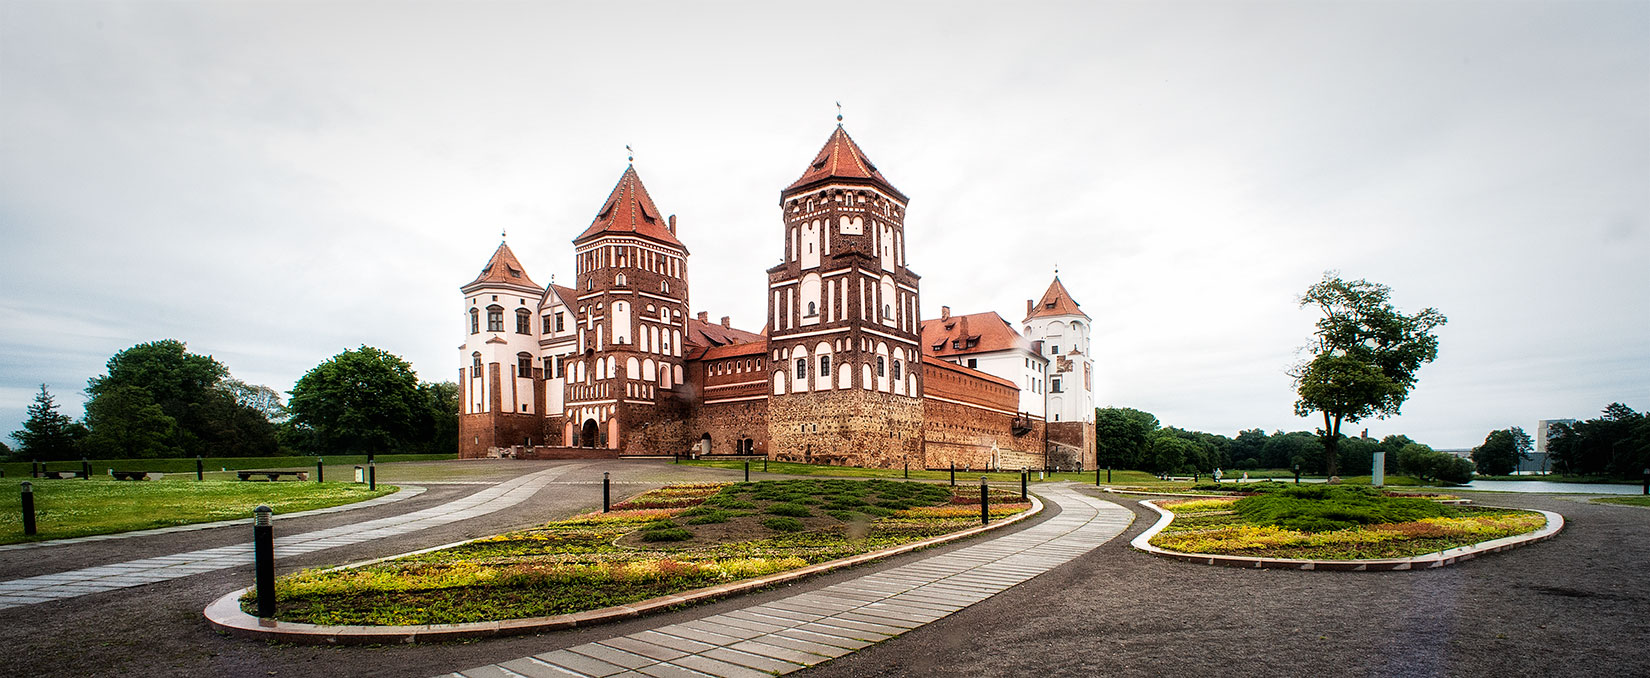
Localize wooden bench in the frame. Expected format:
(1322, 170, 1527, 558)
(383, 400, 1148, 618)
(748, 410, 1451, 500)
(111, 470, 159, 481)
(236, 470, 309, 482)
(39, 470, 87, 479)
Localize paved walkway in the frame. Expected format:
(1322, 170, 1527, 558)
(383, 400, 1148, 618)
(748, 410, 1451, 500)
(440, 483, 1133, 678)
(0, 484, 428, 552)
(0, 464, 586, 609)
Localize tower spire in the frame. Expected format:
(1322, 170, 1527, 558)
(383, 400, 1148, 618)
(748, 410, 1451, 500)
(836, 101, 843, 126)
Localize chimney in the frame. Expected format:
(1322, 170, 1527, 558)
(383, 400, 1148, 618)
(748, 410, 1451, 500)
(668, 214, 676, 234)
(1026, 299, 1034, 315)
(696, 311, 709, 323)
(940, 306, 951, 320)
(720, 316, 731, 328)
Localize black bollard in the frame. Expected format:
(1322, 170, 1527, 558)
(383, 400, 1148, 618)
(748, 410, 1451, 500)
(81, 458, 91, 480)
(950, 462, 956, 487)
(1021, 467, 1028, 500)
(980, 476, 990, 524)
(196, 456, 204, 481)
(763, 457, 768, 473)
(904, 457, 909, 479)
(32, 460, 39, 479)
(1642, 468, 1648, 496)
(744, 461, 750, 482)
(21, 482, 37, 536)
(1294, 465, 1301, 484)
(602, 471, 611, 512)
(1107, 466, 1112, 483)
(368, 462, 376, 491)
(253, 505, 275, 618)
(316, 458, 324, 483)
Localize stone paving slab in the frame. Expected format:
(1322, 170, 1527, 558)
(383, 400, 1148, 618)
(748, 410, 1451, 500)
(440, 484, 1133, 678)
(0, 466, 581, 609)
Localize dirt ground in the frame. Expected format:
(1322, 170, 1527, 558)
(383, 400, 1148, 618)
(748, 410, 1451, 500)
(1, 464, 1645, 677)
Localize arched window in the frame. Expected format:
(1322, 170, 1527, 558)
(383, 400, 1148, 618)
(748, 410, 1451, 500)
(517, 353, 532, 376)
(820, 355, 831, 377)
(662, 280, 670, 293)
(807, 301, 817, 317)
(615, 273, 627, 287)
(795, 358, 807, 380)
(469, 308, 479, 334)
(471, 352, 482, 377)
(884, 304, 892, 318)
(515, 309, 532, 334)
(892, 359, 901, 381)
(486, 306, 504, 332)
(877, 356, 886, 377)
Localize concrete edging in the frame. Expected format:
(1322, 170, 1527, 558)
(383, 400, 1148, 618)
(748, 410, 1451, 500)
(1129, 498, 1563, 571)
(203, 494, 1045, 644)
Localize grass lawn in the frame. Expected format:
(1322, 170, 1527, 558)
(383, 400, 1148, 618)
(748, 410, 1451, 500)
(253, 478, 1031, 625)
(1592, 496, 1650, 508)
(0, 478, 397, 545)
(1148, 486, 1544, 560)
(679, 458, 1167, 486)
(0, 453, 455, 480)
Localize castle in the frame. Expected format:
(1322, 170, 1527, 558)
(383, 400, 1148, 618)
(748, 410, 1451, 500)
(456, 124, 1095, 470)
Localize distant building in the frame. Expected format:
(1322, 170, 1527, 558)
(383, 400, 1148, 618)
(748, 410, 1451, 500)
(454, 123, 1096, 470)
(1525, 418, 1578, 473)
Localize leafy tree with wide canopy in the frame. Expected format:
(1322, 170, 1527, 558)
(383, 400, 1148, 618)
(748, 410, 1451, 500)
(1547, 404, 1649, 477)
(9, 384, 86, 461)
(83, 340, 278, 457)
(1471, 427, 1532, 476)
(287, 346, 429, 454)
(1293, 273, 1446, 476)
(1095, 407, 1160, 469)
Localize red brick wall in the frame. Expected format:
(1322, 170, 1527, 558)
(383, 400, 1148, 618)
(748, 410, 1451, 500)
(768, 389, 924, 469)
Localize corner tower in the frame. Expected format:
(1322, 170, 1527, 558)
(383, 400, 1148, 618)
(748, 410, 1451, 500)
(1023, 276, 1097, 469)
(766, 125, 925, 468)
(565, 166, 692, 451)
(458, 240, 547, 457)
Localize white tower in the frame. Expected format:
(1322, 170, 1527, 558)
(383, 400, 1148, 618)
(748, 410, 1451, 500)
(1022, 276, 1096, 468)
(458, 240, 546, 457)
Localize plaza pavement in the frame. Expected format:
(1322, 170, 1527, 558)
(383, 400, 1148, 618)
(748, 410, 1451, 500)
(438, 483, 1135, 678)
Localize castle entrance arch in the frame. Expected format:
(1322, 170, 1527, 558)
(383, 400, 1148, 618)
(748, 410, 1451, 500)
(581, 419, 599, 448)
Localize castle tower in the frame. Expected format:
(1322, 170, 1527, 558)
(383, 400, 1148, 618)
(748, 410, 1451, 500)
(564, 166, 691, 451)
(458, 240, 547, 457)
(766, 125, 925, 468)
(1023, 276, 1097, 469)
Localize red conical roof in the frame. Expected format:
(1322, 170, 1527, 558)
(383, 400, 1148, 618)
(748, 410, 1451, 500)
(466, 241, 540, 290)
(784, 126, 906, 201)
(574, 166, 684, 248)
(1026, 276, 1090, 321)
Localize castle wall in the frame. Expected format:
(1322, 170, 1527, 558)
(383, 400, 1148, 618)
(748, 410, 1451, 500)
(768, 390, 924, 469)
(920, 358, 1044, 470)
(690, 400, 771, 456)
(1048, 420, 1096, 470)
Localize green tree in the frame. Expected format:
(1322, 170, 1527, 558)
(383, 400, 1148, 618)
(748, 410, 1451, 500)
(1095, 407, 1159, 469)
(287, 346, 428, 454)
(1471, 427, 1532, 476)
(418, 381, 460, 454)
(82, 340, 281, 457)
(1229, 428, 1269, 469)
(1262, 431, 1321, 472)
(1548, 404, 1649, 477)
(80, 385, 182, 458)
(10, 384, 86, 461)
(1397, 442, 1473, 484)
(1293, 273, 1446, 477)
(1147, 435, 1190, 475)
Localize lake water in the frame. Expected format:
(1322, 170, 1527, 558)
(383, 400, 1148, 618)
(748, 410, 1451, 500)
(1458, 479, 1645, 495)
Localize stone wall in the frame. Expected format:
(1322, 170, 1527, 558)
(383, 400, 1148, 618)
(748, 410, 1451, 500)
(768, 390, 924, 469)
(458, 411, 544, 459)
(690, 399, 771, 456)
(1047, 420, 1096, 470)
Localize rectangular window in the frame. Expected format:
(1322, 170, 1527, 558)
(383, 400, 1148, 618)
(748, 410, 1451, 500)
(556, 313, 566, 332)
(1051, 345, 1059, 355)
(556, 357, 565, 378)
(542, 316, 552, 334)
(516, 311, 531, 335)
(967, 358, 978, 369)
(488, 309, 504, 332)
(518, 355, 532, 376)
(1051, 378, 1063, 393)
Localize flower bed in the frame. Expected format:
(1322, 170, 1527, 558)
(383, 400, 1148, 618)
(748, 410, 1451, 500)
(249, 478, 1030, 625)
(1148, 486, 1544, 560)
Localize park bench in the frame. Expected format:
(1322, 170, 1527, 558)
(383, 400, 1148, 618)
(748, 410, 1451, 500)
(39, 470, 88, 479)
(110, 470, 160, 481)
(236, 470, 309, 482)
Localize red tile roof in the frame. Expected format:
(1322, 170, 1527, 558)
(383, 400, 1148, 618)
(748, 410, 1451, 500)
(574, 166, 685, 249)
(685, 316, 765, 350)
(919, 310, 1031, 358)
(1025, 276, 1090, 321)
(783, 126, 906, 201)
(921, 354, 1019, 390)
(540, 283, 578, 309)
(466, 241, 541, 290)
(699, 341, 767, 360)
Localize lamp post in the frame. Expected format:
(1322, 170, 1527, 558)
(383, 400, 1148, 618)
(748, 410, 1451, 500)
(253, 505, 274, 618)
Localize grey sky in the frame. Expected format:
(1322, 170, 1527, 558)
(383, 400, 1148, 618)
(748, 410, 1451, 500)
(2, 1, 1645, 450)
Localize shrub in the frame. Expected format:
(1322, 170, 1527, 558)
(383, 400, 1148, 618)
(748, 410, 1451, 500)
(1232, 485, 1455, 532)
(762, 516, 805, 532)
(640, 527, 694, 542)
(767, 503, 812, 517)
(684, 510, 732, 525)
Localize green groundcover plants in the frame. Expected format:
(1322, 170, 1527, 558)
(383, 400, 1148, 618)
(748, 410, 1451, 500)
(248, 478, 1031, 625)
(1150, 486, 1545, 560)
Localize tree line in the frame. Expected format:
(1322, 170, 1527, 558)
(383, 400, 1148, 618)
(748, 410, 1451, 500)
(6, 340, 457, 461)
(1093, 406, 1475, 484)
(1545, 404, 1650, 478)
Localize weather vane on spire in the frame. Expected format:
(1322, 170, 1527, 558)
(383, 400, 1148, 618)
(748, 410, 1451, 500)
(835, 101, 843, 124)
(626, 144, 634, 164)
(501, 228, 507, 240)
